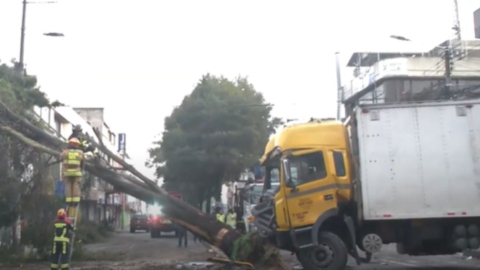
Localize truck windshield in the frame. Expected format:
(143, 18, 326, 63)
(287, 152, 327, 186)
(249, 185, 264, 204)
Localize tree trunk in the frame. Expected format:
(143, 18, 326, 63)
(0, 123, 241, 257)
(0, 101, 287, 267)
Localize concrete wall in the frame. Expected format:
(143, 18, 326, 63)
(475, 8, 480, 39)
(73, 108, 105, 135)
(344, 56, 480, 101)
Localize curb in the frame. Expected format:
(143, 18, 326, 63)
(463, 250, 480, 259)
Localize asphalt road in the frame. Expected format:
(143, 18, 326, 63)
(283, 244, 480, 270)
(2, 231, 479, 269)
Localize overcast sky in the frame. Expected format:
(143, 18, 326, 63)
(1, 0, 480, 180)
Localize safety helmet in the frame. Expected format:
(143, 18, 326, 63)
(57, 208, 67, 219)
(73, 125, 82, 132)
(69, 137, 80, 147)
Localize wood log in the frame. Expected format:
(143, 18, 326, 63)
(0, 102, 286, 267)
(0, 123, 241, 257)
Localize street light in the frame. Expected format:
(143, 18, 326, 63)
(18, 0, 60, 72)
(389, 35, 447, 50)
(43, 32, 65, 37)
(390, 35, 411, 42)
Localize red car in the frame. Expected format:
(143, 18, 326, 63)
(149, 212, 177, 238)
(130, 214, 150, 233)
(150, 192, 183, 238)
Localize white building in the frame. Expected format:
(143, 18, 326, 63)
(33, 106, 144, 227)
(343, 40, 480, 108)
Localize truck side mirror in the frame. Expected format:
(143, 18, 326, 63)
(286, 179, 296, 188)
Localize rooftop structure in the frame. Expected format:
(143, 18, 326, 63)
(343, 40, 480, 105)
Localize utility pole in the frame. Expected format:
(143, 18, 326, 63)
(334, 52, 343, 120)
(443, 41, 453, 98)
(19, 0, 27, 71)
(453, 0, 462, 40)
(18, 0, 60, 73)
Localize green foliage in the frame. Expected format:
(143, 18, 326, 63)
(20, 194, 63, 258)
(148, 74, 282, 204)
(75, 221, 110, 245)
(0, 62, 50, 112)
(0, 62, 64, 258)
(231, 232, 281, 266)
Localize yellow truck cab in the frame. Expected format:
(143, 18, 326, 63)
(252, 119, 359, 270)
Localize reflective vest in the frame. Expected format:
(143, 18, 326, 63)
(226, 213, 237, 228)
(216, 213, 225, 223)
(62, 149, 84, 177)
(53, 220, 73, 243)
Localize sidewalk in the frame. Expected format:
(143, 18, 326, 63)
(463, 250, 480, 259)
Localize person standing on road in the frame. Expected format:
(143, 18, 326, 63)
(225, 208, 237, 229)
(216, 208, 225, 223)
(51, 208, 74, 270)
(177, 224, 188, 248)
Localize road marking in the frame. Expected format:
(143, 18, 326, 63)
(380, 259, 421, 268)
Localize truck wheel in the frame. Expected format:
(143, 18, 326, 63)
(298, 231, 348, 270)
(150, 230, 157, 238)
(130, 228, 135, 233)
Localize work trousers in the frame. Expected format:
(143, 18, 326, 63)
(178, 229, 188, 247)
(193, 234, 202, 243)
(64, 176, 82, 203)
(50, 241, 70, 270)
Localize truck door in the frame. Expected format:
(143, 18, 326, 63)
(282, 149, 338, 228)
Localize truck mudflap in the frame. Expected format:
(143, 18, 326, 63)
(344, 215, 362, 266)
(290, 226, 315, 249)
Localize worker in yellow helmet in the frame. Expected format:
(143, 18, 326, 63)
(69, 125, 99, 157)
(50, 208, 74, 270)
(61, 138, 85, 207)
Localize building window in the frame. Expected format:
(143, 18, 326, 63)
(55, 119, 61, 135)
(333, 151, 346, 177)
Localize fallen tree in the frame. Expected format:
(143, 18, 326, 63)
(0, 101, 286, 268)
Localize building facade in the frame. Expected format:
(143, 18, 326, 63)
(33, 106, 138, 229)
(343, 40, 480, 108)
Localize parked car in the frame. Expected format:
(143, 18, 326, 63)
(130, 214, 150, 233)
(149, 212, 177, 238)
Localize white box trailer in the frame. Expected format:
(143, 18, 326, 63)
(356, 99, 480, 220)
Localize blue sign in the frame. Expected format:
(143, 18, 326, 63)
(253, 166, 264, 179)
(55, 180, 65, 198)
(118, 133, 126, 152)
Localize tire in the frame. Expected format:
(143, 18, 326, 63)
(175, 230, 178, 237)
(297, 231, 348, 270)
(150, 229, 157, 238)
(130, 228, 135, 233)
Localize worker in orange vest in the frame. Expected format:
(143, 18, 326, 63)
(60, 138, 85, 215)
(50, 208, 74, 270)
